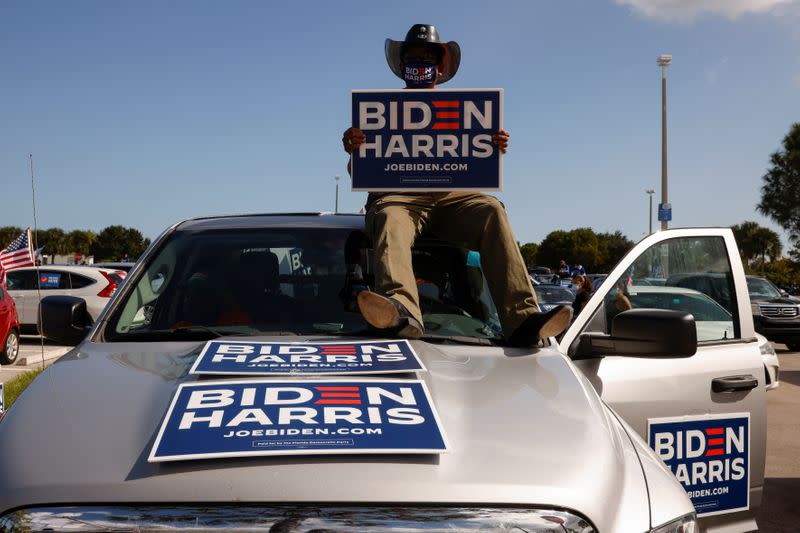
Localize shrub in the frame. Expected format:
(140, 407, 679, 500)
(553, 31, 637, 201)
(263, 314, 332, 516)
(3, 368, 44, 410)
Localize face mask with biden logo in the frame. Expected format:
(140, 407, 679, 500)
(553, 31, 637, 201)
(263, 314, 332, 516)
(404, 63, 436, 88)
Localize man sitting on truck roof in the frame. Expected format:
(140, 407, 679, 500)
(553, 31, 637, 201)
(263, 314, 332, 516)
(342, 24, 570, 347)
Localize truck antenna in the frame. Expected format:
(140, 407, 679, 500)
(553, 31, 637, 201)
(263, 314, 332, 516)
(29, 154, 45, 370)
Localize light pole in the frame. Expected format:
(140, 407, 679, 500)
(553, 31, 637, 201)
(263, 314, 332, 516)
(646, 188, 655, 235)
(657, 54, 672, 231)
(334, 175, 341, 214)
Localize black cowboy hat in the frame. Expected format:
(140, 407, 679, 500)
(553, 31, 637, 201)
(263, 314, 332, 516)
(385, 24, 461, 85)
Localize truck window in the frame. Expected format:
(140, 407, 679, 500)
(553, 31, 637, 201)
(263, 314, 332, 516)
(583, 236, 739, 342)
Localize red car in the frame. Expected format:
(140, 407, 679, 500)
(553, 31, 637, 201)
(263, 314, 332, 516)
(0, 284, 20, 365)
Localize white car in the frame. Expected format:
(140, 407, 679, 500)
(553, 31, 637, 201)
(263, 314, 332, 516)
(623, 285, 736, 341)
(756, 333, 780, 391)
(5, 265, 126, 333)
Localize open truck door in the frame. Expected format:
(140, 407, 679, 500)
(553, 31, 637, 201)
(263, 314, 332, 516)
(561, 228, 766, 532)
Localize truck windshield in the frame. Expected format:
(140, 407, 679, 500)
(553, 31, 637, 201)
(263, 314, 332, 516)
(104, 227, 502, 343)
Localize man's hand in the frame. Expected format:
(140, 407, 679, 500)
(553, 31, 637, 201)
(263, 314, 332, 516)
(342, 127, 366, 154)
(492, 129, 510, 154)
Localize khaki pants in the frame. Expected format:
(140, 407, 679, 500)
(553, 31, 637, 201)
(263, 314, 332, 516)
(365, 192, 540, 337)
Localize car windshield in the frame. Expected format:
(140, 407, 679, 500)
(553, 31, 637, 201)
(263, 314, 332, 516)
(104, 227, 502, 343)
(747, 277, 782, 299)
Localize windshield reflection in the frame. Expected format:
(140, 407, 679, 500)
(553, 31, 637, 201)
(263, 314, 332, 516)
(105, 228, 502, 343)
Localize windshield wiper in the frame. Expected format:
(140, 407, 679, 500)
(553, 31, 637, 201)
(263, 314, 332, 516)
(109, 326, 233, 342)
(420, 334, 499, 346)
(314, 328, 500, 346)
(108, 325, 305, 342)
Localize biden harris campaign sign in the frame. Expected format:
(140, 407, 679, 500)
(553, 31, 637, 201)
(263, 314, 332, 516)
(351, 89, 503, 191)
(149, 379, 448, 462)
(649, 413, 750, 517)
(190, 340, 425, 376)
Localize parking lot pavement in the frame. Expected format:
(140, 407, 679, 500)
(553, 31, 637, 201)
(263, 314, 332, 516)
(0, 337, 66, 384)
(758, 343, 800, 533)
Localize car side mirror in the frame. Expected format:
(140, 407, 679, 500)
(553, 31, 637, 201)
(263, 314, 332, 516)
(39, 296, 92, 346)
(574, 309, 697, 359)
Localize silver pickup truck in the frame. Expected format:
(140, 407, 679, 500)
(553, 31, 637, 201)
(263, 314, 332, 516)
(0, 214, 774, 532)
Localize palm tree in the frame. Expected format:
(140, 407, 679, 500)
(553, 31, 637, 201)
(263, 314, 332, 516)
(731, 221, 783, 269)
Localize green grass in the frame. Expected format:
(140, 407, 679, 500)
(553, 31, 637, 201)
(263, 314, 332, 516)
(4, 368, 45, 410)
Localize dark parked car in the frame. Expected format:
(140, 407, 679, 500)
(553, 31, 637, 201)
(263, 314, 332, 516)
(666, 272, 735, 314)
(534, 284, 576, 312)
(747, 276, 800, 351)
(667, 272, 800, 351)
(527, 265, 552, 276)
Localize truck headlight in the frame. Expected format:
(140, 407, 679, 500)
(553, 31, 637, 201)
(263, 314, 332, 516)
(650, 513, 698, 533)
(751, 303, 762, 316)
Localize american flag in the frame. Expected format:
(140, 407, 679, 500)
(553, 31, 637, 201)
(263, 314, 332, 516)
(0, 229, 35, 274)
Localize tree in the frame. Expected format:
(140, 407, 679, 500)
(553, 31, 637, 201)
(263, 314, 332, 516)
(791, 242, 800, 263)
(758, 123, 800, 242)
(36, 227, 70, 256)
(731, 221, 783, 268)
(519, 242, 538, 268)
(0, 227, 25, 248)
(67, 230, 97, 256)
(91, 225, 150, 262)
(595, 231, 635, 273)
(754, 258, 800, 293)
(537, 228, 603, 271)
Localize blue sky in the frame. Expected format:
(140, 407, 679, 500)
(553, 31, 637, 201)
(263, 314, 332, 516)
(2, 0, 799, 250)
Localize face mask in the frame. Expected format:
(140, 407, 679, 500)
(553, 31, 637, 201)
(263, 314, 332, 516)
(404, 63, 437, 88)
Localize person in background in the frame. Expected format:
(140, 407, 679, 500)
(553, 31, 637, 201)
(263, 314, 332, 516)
(558, 260, 570, 279)
(571, 274, 594, 315)
(603, 279, 633, 330)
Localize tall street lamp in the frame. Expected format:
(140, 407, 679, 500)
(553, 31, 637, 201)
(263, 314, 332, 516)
(334, 175, 341, 214)
(657, 54, 672, 231)
(646, 188, 655, 235)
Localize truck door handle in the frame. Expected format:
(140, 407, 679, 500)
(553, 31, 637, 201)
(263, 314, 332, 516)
(712, 375, 758, 393)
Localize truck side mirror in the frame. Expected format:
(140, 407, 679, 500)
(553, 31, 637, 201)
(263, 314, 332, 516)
(39, 296, 92, 346)
(574, 309, 697, 359)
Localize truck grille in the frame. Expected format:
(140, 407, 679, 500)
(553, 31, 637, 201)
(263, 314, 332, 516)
(760, 305, 800, 318)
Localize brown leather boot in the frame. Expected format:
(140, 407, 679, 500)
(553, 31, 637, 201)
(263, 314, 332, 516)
(506, 306, 572, 347)
(356, 291, 424, 339)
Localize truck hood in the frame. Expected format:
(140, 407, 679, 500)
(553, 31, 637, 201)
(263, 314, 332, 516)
(0, 337, 651, 530)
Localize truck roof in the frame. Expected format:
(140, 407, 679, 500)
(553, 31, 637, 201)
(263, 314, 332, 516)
(175, 212, 366, 232)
